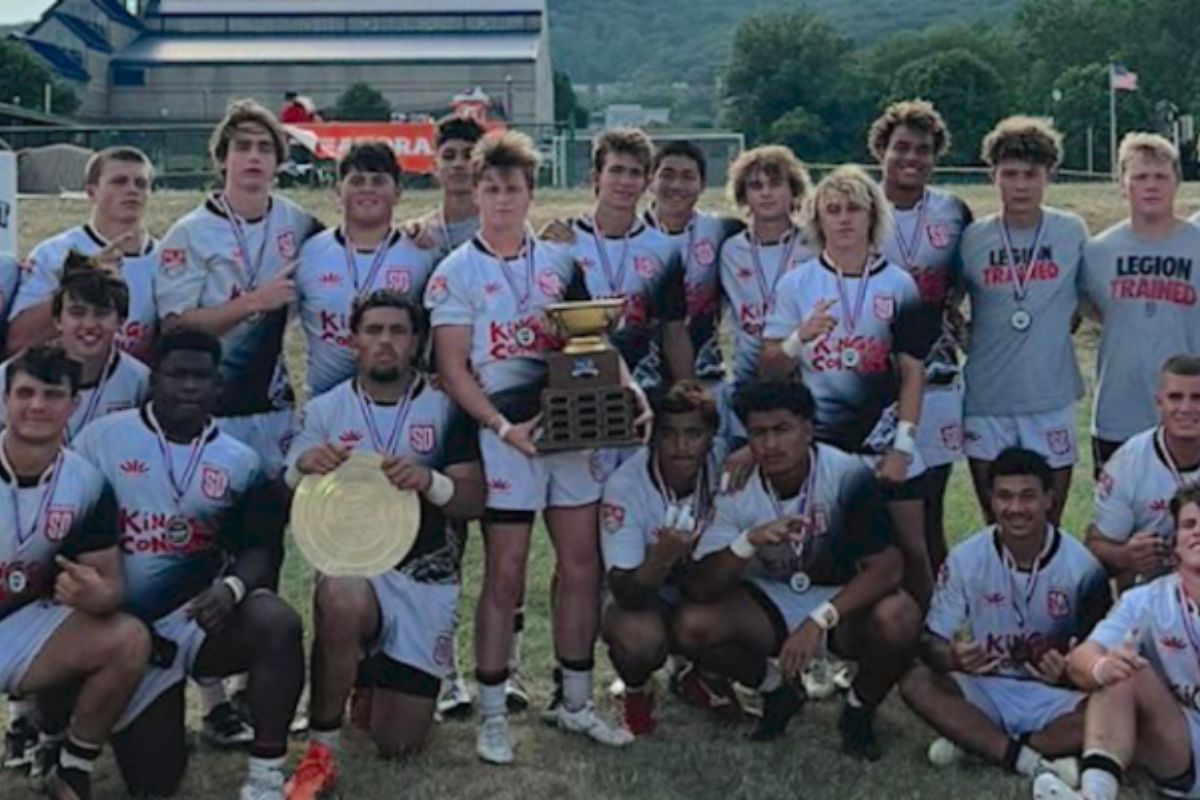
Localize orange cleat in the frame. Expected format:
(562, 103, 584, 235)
(622, 688, 656, 737)
(284, 742, 338, 800)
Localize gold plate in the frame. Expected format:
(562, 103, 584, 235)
(291, 452, 421, 577)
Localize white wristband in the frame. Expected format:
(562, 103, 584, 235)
(424, 470, 455, 507)
(730, 530, 758, 560)
(893, 421, 917, 456)
(781, 329, 804, 359)
(222, 575, 247, 605)
(495, 418, 514, 442)
(283, 461, 303, 490)
(809, 601, 840, 631)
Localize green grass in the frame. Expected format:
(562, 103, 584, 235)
(2, 183, 1179, 799)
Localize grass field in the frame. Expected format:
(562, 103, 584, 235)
(6, 182, 1196, 800)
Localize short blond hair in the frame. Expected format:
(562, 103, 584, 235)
(1119, 132, 1181, 180)
(801, 165, 891, 252)
(868, 99, 951, 162)
(209, 99, 288, 177)
(726, 145, 811, 208)
(85, 146, 153, 187)
(981, 115, 1063, 169)
(471, 130, 541, 188)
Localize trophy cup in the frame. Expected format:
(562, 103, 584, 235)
(539, 299, 642, 452)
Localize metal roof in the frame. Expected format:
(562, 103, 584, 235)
(91, 0, 143, 28)
(10, 34, 90, 82)
(114, 31, 540, 65)
(51, 12, 114, 53)
(152, 0, 543, 15)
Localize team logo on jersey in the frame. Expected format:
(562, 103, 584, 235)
(409, 424, 436, 455)
(601, 503, 625, 534)
(339, 430, 364, 446)
(983, 591, 1006, 607)
(434, 632, 454, 668)
(425, 276, 449, 305)
(277, 231, 297, 260)
(634, 256, 657, 279)
(872, 294, 895, 321)
(483, 281, 503, 297)
(45, 509, 76, 542)
(161, 248, 187, 275)
(1097, 471, 1114, 500)
(1046, 429, 1072, 457)
(120, 459, 150, 476)
(1151, 498, 1170, 515)
(939, 424, 963, 452)
(318, 272, 342, 287)
(487, 476, 512, 495)
(537, 270, 564, 298)
(1046, 590, 1070, 619)
(1162, 635, 1187, 652)
(927, 223, 951, 250)
(386, 269, 411, 292)
(692, 240, 716, 267)
(736, 266, 754, 283)
(201, 466, 229, 500)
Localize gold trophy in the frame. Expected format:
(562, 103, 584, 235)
(539, 299, 641, 451)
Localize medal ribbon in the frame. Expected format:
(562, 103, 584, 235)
(765, 447, 819, 569)
(830, 257, 872, 336)
(1156, 426, 1197, 488)
(892, 191, 928, 270)
(146, 404, 214, 508)
(355, 378, 418, 456)
(750, 227, 799, 313)
(997, 213, 1047, 306)
(999, 525, 1055, 628)
(590, 216, 632, 296)
(0, 433, 64, 546)
(218, 193, 273, 290)
(70, 348, 119, 441)
(651, 451, 710, 535)
(479, 233, 536, 313)
(341, 227, 394, 297)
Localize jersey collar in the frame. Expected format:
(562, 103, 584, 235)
(575, 215, 648, 240)
(82, 223, 155, 257)
(137, 403, 220, 445)
(205, 192, 274, 224)
(334, 226, 404, 252)
(1153, 426, 1200, 474)
(991, 525, 1062, 573)
(817, 252, 888, 277)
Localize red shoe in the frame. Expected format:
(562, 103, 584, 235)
(623, 688, 656, 736)
(284, 742, 338, 800)
(670, 663, 751, 723)
(350, 687, 373, 732)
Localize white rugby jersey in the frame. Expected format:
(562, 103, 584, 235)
(926, 526, 1108, 679)
(1090, 573, 1200, 714)
(297, 227, 439, 396)
(1093, 427, 1200, 545)
(286, 375, 479, 583)
(9, 225, 159, 362)
(880, 188, 972, 376)
(426, 236, 577, 400)
(0, 349, 149, 441)
(0, 445, 116, 621)
(720, 227, 815, 386)
(73, 406, 266, 621)
(155, 193, 319, 416)
(1083, 220, 1200, 441)
(960, 207, 1088, 416)
(693, 443, 893, 593)
(0, 252, 18, 348)
(763, 255, 925, 452)
(600, 440, 728, 573)
(570, 217, 687, 392)
(644, 210, 745, 381)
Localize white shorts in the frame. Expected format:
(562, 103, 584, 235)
(950, 673, 1082, 737)
(218, 408, 295, 479)
(117, 603, 208, 731)
(963, 403, 1078, 469)
(479, 429, 604, 512)
(918, 384, 965, 469)
(0, 602, 73, 695)
(746, 577, 841, 635)
(368, 571, 459, 680)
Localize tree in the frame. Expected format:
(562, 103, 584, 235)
(333, 82, 392, 122)
(553, 70, 588, 128)
(0, 39, 80, 116)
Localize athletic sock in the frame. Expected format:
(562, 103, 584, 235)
(8, 698, 31, 724)
(757, 660, 782, 693)
(477, 671, 508, 720)
(309, 724, 341, 753)
(1080, 749, 1123, 800)
(1014, 744, 1044, 777)
(561, 665, 593, 713)
(845, 688, 865, 709)
(57, 734, 100, 800)
(247, 754, 286, 785)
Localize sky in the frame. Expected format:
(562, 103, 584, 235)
(1, 1, 57, 26)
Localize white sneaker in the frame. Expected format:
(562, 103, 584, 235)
(437, 674, 473, 717)
(1036, 757, 1081, 790)
(608, 677, 627, 698)
(801, 656, 839, 701)
(927, 737, 965, 767)
(1032, 771, 1085, 800)
(239, 768, 285, 800)
(552, 702, 634, 747)
(476, 715, 514, 765)
(505, 669, 530, 712)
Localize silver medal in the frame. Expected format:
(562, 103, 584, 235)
(515, 325, 536, 348)
(789, 571, 811, 594)
(841, 347, 860, 369)
(7, 567, 27, 595)
(166, 516, 192, 546)
(1010, 309, 1032, 331)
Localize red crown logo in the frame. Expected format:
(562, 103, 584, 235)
(119, 459, 149, 475)
(339, 430, 364, 444)
(984, 592, 1006, 606)
(318, 272, 342, 286)
(1162, 635, 1187, 651)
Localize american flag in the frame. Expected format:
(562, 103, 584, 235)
(1110, 64, 1139, 92)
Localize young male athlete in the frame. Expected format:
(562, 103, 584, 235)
(676, 380, 921, 759)
(416, 116, 485, 257)
(8, 147, 159, 362)
(1082, 133, 1200, 468)
(1032, 485, 1200, 800)
(428, 130, 637, 764)
(296, 143, 438, 397)
(73, 331, 304, 800)
(1088, 355, 1200, 585)
(283, 291, 484, 797)
(960, 116, 1089, 523)
(869, 99, 973, 570)
(0, 346, 150, 800)
(901, 448, 1108, 783)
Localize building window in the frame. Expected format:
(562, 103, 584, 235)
(113, 66, 145, 86)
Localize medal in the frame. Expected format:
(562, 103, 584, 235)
(355, 378, 418, 456)
(766, 448, 819, 583)
(590, 215, 632, 296)
(997, 212, 1047, 336)
(749, 226, 800, 316)
(841, 347, 861, 369)
(479, 233, 536, 314)
(147, 404, 214, 537)
(0, 433, 64, 546)
(217, 193, 273, 291)
(1010, 309, 1032, 331)
(998, 525, 1055, 628)
(7, 566, 27, 595)
(789, 571, 811, 594)
(165, 516, 192, 546)
(342, 226, 394, 297)
(515, 325, 536, 348)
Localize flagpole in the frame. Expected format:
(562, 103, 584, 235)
(1109, 63, 1118, 180)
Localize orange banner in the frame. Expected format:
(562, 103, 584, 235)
(284, 122, 438, 174)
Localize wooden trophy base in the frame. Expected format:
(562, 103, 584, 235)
(538, 349, 640, 451)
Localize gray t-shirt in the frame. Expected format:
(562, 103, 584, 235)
(960, 207, 1088, 416)
(1083, 220, 1200, 441)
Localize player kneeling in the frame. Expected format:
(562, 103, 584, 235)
(673, 380, 921, 759)
(1034, 484, 1200, 800)
(901, 448, 1109, 785)
(283, 292, 484, 799)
